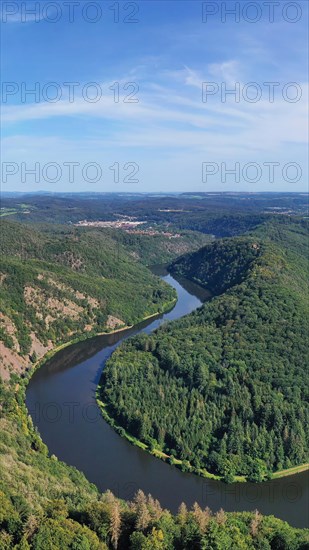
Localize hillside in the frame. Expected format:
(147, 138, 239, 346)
(1, 377, 308, 549)
(101, 219, 309, 481)
(108, 228, 210, 266)
(0, 216, 308, 547)
(2, 193, 307, 234)
(0, 220, 176, 380)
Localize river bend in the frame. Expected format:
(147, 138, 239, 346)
(26, 268, 308, 528)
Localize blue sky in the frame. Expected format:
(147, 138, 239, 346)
(1, 0, 308, 192)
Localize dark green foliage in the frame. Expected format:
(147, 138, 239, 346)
(2, 193, 307, 237)
(0, 220, 176, 357)
(171, 236, 262, 294)
(0, 212, 308, 547)
(1, 483, 308, 549)
(6, 375, 306, 550)
(102, 219, 309, 478)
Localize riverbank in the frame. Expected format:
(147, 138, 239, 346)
(96, 391, 309, 484)
(272, 463, 309, 479)
(24, 297, 177, 387)
(7, 296, 174, 479)
(25, 269, 309, 527)
(10, 297, 178, 474)
(96, 394, 309, 483)
(24, 281, 308, 487)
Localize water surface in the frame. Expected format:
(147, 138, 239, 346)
(26, 270, 308, 528)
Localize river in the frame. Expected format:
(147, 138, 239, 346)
(26, 268, 308, 528)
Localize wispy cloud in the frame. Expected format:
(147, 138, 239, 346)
(208, 60, 241, 85)
(1, 2, 308, 191)
(3, 71, 308, 149)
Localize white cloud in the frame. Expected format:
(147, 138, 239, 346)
(208, 60, 241, 85)
(2, 67, 308, 192)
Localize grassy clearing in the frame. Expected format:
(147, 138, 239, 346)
(272, 463, 309, 479)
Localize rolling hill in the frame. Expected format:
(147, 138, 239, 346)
(101, 218, 309, 481)
(0, 217, 308, 547)
(0, 220, 177, 380)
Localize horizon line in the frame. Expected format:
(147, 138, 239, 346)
(1, 191, 308, 196)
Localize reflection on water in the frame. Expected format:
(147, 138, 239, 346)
(26, 270, 308, 528)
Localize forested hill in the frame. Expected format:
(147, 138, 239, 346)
(0, 220, 176, 380)
(170, 218, 308, 291)
(1, 220, 308, 547)
(170, 237, 263, 295)
(1, 376, 308, 550)
(102, 219, 309, 481)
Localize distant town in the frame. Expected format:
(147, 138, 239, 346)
(75, 218, 145, 230)
(75, 217, 181, 238)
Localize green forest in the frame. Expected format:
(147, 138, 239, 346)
(1, 366, 309, 548)
(1, 211, 308, 547)
(0, 220, 181, 373)
(102, 218, 309, 481)
(2, 193, 307, 233)
(0, 375, 309, 550)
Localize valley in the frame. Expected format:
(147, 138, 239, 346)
(2, 0, 308, 544)
(102, 218, 309, 482)
(0, 194, 308, 548)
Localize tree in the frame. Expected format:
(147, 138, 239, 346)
(134, 491, 151, 531)
(247, 459, 266, 483)
(109, 500, 121, 549)
(251, 510, 262, 537)
(177, 502, 188, 526)
(147, 495, 162, 522)
(192, 502, 210, 533)
(215, 509, 226, 526)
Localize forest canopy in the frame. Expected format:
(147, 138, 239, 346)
(102, 219, 309, 481)
(0, 215, 308, 547)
